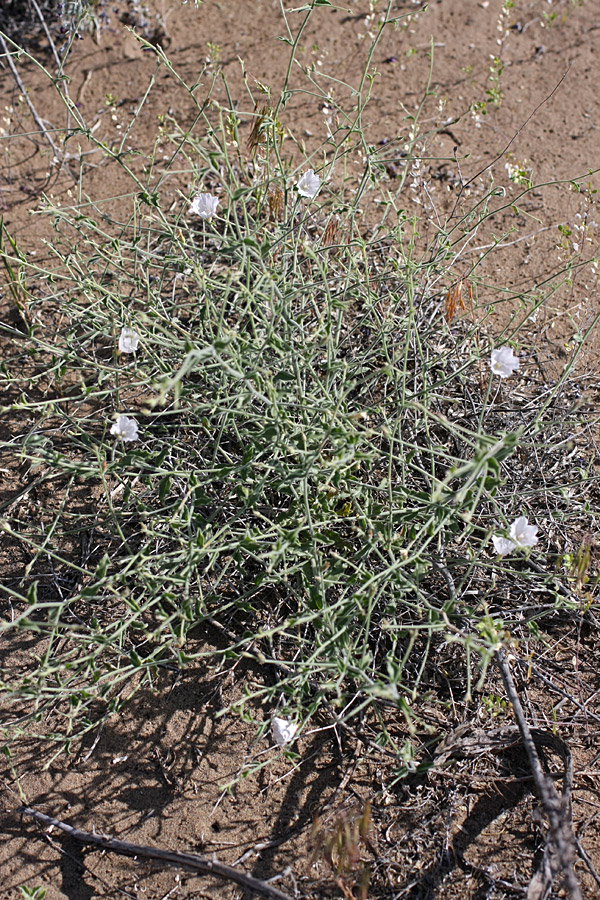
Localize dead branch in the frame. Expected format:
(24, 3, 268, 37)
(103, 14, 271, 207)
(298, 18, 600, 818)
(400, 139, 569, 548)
(496, 648, 582, 900)
(0, 32, 60, 159)
(17, 806, 294, 900)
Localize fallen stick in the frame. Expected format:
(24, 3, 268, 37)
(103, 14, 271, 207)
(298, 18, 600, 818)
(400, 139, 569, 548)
(495, 648, 582, 900)
(17, 806, 294, 900)
(0, 33, 60, 159)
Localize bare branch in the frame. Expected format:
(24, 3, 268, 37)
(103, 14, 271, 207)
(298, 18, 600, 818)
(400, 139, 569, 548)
(17, 806, 294, 900)
(496, 648, 581, 900)
(0, 32, 60, 159)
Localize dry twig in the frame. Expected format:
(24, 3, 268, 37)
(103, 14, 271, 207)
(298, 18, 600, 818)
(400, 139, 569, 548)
(0, 33, 60, 159)
(496, 648, 582, 900)
(17, 806, 294, 900)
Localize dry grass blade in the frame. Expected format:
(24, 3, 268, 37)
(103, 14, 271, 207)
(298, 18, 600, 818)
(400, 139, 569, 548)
(444, 277, 472, 324)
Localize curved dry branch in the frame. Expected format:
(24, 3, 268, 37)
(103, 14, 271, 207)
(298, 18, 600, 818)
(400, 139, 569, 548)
(17, 805, 294, 900)
(496, 648, 581, 900)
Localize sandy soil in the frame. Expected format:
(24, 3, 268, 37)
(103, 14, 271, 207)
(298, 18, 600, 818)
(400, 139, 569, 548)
(1, 1, 599, 898)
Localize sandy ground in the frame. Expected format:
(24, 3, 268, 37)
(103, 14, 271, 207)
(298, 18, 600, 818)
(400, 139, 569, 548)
(1, 1, 599, 898)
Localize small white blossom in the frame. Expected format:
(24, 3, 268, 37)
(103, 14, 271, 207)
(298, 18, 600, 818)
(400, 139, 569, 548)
(509, 516, 538, 549)
(110, 415, 139, 442)
(118, 327, 140, 354)
(493, 516, 538, 556)
(296, 169, 321, 200)
(492, 535, 517, 557)
(490, 346, 520, 378)
(190, 192, 219, 220)
(272, 717, 297, 747)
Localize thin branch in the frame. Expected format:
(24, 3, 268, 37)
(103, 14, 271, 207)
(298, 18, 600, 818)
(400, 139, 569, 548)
(496, 648, 581, 900)
(28, 0, 72, 135)
(0, 32, 60, 158)
(17, 806, 294, 900)
(29, 0, 65, 76)
(573, 835, 600, 891)
(453, 67, 570, 207)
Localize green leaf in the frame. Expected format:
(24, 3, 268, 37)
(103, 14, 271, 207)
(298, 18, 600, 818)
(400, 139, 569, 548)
(159, 475, 171, 502)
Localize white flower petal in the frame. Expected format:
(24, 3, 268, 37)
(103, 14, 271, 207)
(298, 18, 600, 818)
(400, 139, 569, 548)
(492, 535, 515, 557)
(296, 169, 321, 199)
(490, 346, 520, 378)
(110, 415, 139, 442)
(190, 192, 219, 220)
(509, 516, 538, 548)
(493, 516, 538, 556)
(272, 716, 297, 747)
(118, 327, 140, 354)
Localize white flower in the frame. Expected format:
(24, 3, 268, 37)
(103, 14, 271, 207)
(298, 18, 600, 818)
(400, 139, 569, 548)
(190, 192, 219, 220)
(272, 717, 297, 747)
(493, 516, 538, 556)
(110, 415, 139, 442)
(490, 346, 520, 378)
(296, 169, 321, 200)
(118, 327, 140, 354)
(509, 516, 538, 549)
(492, 535, 517, 557)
